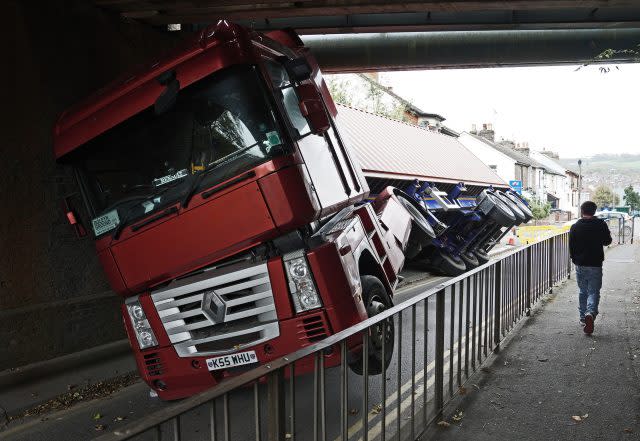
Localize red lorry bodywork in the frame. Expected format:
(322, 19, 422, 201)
(53, 21, 416, 400)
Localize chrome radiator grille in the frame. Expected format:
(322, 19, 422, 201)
(150, 261, 279, 357)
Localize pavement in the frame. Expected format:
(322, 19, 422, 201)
(425, 241, 640, 441)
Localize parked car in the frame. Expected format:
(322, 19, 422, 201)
(595, 210, 631, 221)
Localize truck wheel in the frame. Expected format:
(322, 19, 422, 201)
(460, 250, 480, 269)
(474, 249, 490, 264)
(496, 191, 526, 225)
(349, 276, 395, 376)
(431, 249, 467, 276)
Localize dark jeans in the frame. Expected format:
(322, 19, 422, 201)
(575, 265, 603, 319)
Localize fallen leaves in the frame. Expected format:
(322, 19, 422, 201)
(11, 372, 139, 421)
(93, 413, 102, 420)
(437, 420, 450, 428)
(452, 411, 464, 422)
(571, 414, 589, 423)
(94, 424, 106, 431)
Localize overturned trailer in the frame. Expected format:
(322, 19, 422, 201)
(337, 105, 532, 275)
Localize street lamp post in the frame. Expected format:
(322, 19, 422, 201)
(577, 159, 582, 211)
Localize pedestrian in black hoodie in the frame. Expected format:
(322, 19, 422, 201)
(569, 201, 612, 335)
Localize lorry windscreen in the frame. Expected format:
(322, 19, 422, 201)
(69, 65, 287, 237)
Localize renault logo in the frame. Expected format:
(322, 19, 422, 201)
(201, 290, 227, 324)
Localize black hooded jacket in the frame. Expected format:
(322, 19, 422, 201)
(569, 217, 613, 267)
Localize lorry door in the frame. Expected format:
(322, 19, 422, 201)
(264, 58, 367, 217)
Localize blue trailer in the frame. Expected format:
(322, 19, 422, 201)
(404, 180, 532, 275)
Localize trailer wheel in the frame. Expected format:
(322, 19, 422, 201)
(496, 191, 526, 225)
(474, 249, 490, 264)
(460, 251, 480, 269)
(395, 191, 437, 242)
(349, 276, 395, 376)
(431, 249, 467, 276)
(479, 191, 516, 227)
(505, 192, 533, 221)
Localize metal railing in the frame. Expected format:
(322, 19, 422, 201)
(95, 232, 571, 441)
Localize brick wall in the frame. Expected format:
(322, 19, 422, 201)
(0, 1, 177, 369)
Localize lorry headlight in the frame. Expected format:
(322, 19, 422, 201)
(289, 261, 309, 278)
(125, 298, 158, 350)
(284, 256, 322, 312)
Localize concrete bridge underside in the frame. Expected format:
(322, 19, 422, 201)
(95, 1, 640, 70)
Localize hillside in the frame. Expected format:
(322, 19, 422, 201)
(559, 154, 640, 191)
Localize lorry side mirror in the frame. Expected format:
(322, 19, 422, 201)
(295, 84, 330, 134)
(155, 70, 180, 115)
(281, 56, 312, 82)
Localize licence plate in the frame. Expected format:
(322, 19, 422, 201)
(206, 350, 258, 371)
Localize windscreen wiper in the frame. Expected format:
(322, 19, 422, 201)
(110, 186, 173, 240)
(181, 140, 263, 208)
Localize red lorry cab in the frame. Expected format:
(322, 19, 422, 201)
(53, 21, 423, 400)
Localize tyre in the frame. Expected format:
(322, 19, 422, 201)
(460, 250, 480, 269)
(496, 191, 526, 225)
(394, 190, 437, 242)
(505, 192, 533, 221)
(473, 249, 490, 264)
(476, 190, 516, 227)
(431, 249, 467, 276)
(349, 276, 395, 375)
(623, 225, 632, 241)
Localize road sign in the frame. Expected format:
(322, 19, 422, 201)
(509, 180, 523, 194)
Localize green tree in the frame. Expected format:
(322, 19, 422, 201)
(327, 75, 409, 122)
(623, 185, 640, 211)
(528, 199, 551, 220)
(327, 78, 355, 107)
(592, 185, 620, 208)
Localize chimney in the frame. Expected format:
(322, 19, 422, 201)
(471, 123, 477, 134)
(541, 150, 559, 159)
(514, 144, 530, 156)
(499, 139, 515, 149)
(478, 122, 495, 142)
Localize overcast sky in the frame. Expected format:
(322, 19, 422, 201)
(381, 63, 640, 159)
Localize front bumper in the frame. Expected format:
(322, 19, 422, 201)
(124, 305, 338, 400)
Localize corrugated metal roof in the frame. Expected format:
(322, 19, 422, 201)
(336, 105, 507, 187)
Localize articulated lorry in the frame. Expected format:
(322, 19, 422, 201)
(54, 21, 436, 400)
